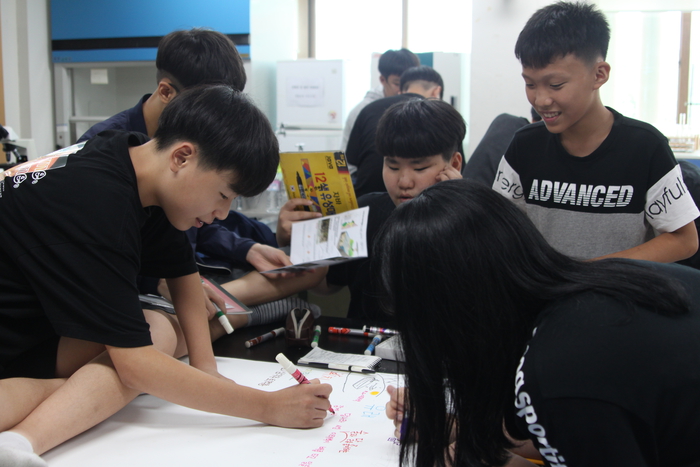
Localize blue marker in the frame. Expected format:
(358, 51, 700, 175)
(364, 334, 382, 355)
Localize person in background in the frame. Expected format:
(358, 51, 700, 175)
(77, 28, 246, 143)
(464, 108, 541, 186)
(341, 48, 420, 155)
(346, 65, 447, 198)
(75, 28, 316, 324)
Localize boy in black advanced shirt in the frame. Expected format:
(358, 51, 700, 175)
(0, 85, 333, 467)
(493, 1, 698, 262)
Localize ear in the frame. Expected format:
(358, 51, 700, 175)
(430, 85, 443, 99)
(156, 79, 178, 105)
(450, 151, 463, 172)
(379, 75, 387, 85)
(592, 61, 610, 90)
(168, 142, 197, 174)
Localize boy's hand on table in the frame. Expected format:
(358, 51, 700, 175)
(266, 379, 333, 428)
(276, 199, 323, 247)
(386, 385, 406, 438)
(438, 165, 462, 182)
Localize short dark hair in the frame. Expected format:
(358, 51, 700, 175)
(400, 66, 444, 100)
(515, 1, 610, 69)
(378, 49, 420, 78)
(154, 85, 279, 197)
(156, 28, 246, 92)
(376, 98, 465, 161)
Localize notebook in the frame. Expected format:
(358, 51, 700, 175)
(297, 347, 382, 373)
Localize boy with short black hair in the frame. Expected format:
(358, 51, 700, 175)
(315, 98, 465, 321)
(77, 27, 292, 292)
(493, 1, 699, 262)
(345, 66, 446, 197)
(78, 28, 246, 143)
(0, 85, 332, 467)
(398, 65, 444, 100)
(341, 48, 420, 152)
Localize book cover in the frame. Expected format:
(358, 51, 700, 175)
(280, 151, 358, 216)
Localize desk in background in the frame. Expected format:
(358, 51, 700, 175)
(213, 316, 402, 374)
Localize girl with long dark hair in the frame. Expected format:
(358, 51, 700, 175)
(375, 179, 700, 466)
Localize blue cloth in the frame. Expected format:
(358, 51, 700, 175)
(186, 211, 278, 276)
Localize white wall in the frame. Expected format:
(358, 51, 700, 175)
(248, 0, 301, 126)
(1, 0, 54, 156)
(467, 0, 553, 156)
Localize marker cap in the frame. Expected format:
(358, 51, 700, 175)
(275, 353, 296, 373)
(216, 311, 234, 334)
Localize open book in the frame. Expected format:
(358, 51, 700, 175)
(263, 206, 369, 273)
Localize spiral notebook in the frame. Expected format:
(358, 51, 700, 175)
(297, 347, 381, 373)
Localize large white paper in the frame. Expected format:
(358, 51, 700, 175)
(43, 357, 402, 467)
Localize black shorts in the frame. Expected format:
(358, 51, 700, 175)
(0, 334, 60, 379)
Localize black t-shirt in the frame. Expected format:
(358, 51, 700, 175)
(0, 131, 196, 376)
(513, 261, 700, 467)
(326, 192, 395, 321)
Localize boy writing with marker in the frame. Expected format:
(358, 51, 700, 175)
(0, 85, 332, 467)
(493, 1, 699, 262)
(75, 27, 321, 330)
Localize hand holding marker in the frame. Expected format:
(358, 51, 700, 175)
(276, 353, 335, 415)
(215, 310, 234, 334)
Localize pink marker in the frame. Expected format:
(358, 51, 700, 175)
(275, 353, 335, 414)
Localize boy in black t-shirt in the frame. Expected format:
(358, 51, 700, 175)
(493, 2, 698, 262)
(274, 98, 466, 321)
(0, 85, 333, 467)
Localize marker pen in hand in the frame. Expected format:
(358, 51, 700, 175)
(400, 413, 408, 440)
(275, 353, 335, 414)
(215, 310, 234, 334)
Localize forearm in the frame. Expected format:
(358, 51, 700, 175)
(166, 273, 217, 372)
(107, 345, 271, 422)
(223, 267, 327, 305)
(595, 222, 698, 262)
